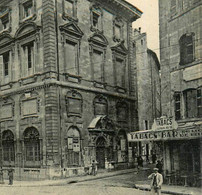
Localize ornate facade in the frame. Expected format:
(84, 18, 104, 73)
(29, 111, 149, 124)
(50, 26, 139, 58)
(0, 0, 142, 179)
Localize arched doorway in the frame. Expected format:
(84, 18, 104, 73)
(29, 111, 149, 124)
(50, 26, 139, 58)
(65, 127, 81, 167)
(23, 127, 40, 167)
(2, 130, 15, 166)
(96, 137, 106, 169)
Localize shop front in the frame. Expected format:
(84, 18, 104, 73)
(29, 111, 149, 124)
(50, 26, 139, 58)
(128, 116, 202, 187)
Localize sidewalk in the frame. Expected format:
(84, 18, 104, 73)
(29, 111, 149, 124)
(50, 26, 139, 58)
(134, 183, 202, 195)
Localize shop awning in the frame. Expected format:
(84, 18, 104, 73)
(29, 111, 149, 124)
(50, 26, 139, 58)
(128, 126, 202, 142)
(88, 115, 106, 129)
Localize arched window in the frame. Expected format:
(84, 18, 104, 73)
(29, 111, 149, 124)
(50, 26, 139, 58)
(65, 126, 80, 167)
(23, 127, 40, 167)
(179, 33, 194, 65)
(93, 95, 108, 116)
(2, 130, 15, 163)
(116, 101, 128, 122)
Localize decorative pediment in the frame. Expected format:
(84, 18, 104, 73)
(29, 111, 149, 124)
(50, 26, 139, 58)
(0, 32, 13, 47)
(88, 33, 108, 47)
(111, 41, 128, 55)
(59, 21, 84, 38)
(15, 21, 40, 40)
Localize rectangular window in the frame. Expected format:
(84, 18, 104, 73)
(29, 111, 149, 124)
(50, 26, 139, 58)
(116, 58, 125, 87)
(65, 40, 77, 75)
(3, 52, 9, 76)
(175, 93, 181, 120)
(185, 90, 197, 118)
(23, 0, 33, 18)
(23, 41, 34, 69)
(92, 12, 99, 28)
(93, 49, 103, 82)
(197, 88, 202, 117)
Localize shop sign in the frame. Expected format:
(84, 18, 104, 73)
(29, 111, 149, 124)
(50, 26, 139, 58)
(152, 116, 178, 131)
(128, 128, 202, 142)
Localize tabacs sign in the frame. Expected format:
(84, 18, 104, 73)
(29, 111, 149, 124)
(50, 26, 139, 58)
(127, 116, 202, 142)
(152, 116, 178, 131)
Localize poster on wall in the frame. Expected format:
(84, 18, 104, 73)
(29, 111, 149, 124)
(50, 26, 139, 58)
(121, 139, 126, 151)
(67, 137, 73, 150)
(118, 150, 123, 162)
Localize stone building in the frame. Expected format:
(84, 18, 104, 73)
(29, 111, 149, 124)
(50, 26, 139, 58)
(158, 0, 202, 185)
(133, 29, 161, 162)
(0, 0, 142, 179)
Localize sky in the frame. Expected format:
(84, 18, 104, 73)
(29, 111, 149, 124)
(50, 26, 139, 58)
(127, 0, 159, 58)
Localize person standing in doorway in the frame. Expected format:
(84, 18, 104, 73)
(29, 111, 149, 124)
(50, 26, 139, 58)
(91, 160, 97, 176)
(8, 166, 14, 185)
(152, 153, 157, 164)
(148, 168, 163, 195)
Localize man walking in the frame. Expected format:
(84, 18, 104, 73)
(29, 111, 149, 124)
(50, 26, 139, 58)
(148, 168, 163, 195)
(8, 166, 14, 185)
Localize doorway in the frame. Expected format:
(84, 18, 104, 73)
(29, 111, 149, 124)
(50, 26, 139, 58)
(96, 137, 106, 169)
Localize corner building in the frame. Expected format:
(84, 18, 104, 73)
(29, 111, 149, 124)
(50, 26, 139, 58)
(159, 0, 202, 186)
(0, 0, 142, 179)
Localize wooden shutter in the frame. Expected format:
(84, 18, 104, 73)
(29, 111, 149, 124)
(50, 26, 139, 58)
(186, 90, 197, 118)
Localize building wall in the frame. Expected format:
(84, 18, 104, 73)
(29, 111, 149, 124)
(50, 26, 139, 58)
(159, 0, 202, 176)
(133, 30, 161, 131)
(0, 0, 142, 175)
(159, 0, 202, 117)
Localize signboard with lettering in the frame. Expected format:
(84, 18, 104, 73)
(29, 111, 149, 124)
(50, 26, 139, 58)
(152, 116, 178, 131)
(128, 128, 202, 142)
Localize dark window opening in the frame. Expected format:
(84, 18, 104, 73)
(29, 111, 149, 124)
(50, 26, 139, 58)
(92, 12, 99, 27)
(3, 52, 9, 76)
(2, 130, 15, 162)
(23, 0, 33, 18)
(179, 34, 194, 65)
(174, 93, 181, 120)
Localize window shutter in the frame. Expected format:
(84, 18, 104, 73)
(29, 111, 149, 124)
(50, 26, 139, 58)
(186, 90, 197, 118)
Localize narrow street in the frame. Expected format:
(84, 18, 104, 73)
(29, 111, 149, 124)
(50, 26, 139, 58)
(0, 171, 168, 195)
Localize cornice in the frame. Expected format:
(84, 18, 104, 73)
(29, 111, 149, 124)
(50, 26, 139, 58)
(0, 79, 137, 102)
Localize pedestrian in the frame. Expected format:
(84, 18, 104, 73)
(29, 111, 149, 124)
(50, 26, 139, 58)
(156, 160, 163, 174)
(148, 168, 163, 195)
(91, 160, 97, 176)
(137, 156, 143, 168)
(152, 153, 157, 164)
(8, 166, 14, 185)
